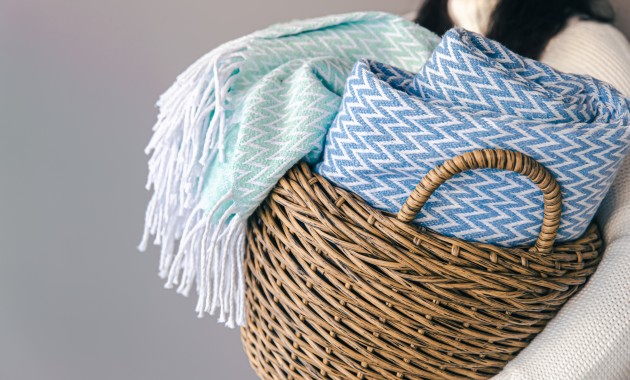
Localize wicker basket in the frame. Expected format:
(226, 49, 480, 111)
(241, 149, 602, 380)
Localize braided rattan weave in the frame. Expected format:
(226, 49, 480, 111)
(241, 149, 602, 379)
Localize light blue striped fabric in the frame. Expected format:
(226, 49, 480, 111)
(316, 28, 630, 247)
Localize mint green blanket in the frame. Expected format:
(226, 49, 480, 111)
(140, 12, 439, 327)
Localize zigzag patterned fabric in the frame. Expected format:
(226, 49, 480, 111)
(316, 28, 630, 247)
(139, 12, 440, 327)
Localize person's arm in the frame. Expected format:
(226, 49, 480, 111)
(493, 16, 630, 380)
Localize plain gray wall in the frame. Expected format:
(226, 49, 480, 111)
(0, 1, 417, 380)
(1, 1, 628, 380)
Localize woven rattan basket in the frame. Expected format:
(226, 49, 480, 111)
(241, 149, 602, 380)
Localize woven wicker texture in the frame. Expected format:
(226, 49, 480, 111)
(241, 149, 602, 379)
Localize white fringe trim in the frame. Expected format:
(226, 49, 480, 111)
(139, 34, 258, 327)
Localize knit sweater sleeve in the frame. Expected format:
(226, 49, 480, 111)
(540, 19, 630, 96)
(492, 17, 630, 380)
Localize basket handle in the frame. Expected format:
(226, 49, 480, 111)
(396, 149, 562, 254)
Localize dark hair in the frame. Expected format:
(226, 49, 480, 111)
(415, 0, 615, 59)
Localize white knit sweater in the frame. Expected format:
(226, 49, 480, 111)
(445, 2, 630, 379)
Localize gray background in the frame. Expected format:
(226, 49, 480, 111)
(1, 1, 628, 380)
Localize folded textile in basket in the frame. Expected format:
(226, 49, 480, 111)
(139, 12, 440, 327)
(316, 28, 630, 247)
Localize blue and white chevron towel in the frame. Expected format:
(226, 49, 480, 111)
(316, 28, 630, 247)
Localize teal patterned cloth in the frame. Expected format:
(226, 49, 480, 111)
(140, 12, 439, 327)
